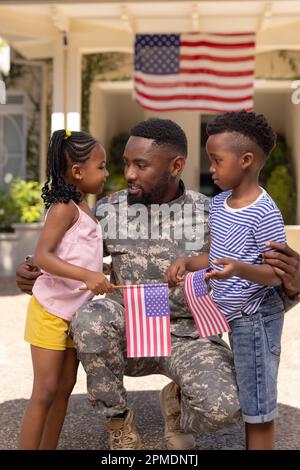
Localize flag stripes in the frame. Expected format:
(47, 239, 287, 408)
(133, 32, 256, 112)
(184, 271, 231, 337)
(124, 284, 171, 358)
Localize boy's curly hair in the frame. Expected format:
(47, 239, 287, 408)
(206, 110, 276, 157)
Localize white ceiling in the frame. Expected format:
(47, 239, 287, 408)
(4, 1, 300, 22)
(1, 1, 300, 58)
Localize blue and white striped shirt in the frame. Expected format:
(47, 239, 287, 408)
(208, 189, 286, 322)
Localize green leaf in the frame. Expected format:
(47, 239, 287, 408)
(266, 165, 296, 224)
(0, 178, 43, 230)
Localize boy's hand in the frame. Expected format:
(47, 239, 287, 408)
(84, 272, 113, 295)
(165, 257, 187, 287)
(206, 258, 240, 280)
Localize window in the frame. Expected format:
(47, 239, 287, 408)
(0, 92, 26, 188)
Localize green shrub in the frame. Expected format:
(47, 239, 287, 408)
(108, 132, 129, 174)
(260, 135, 297, 224)
(102, 132, 128, 196)
(103, 173, 127, 195)
(10, 178, 43, 223)
(0, 190, 19, 231)
(266, 165, 296, 224)
(0, 178, 43, 231)
(260, 139, 287, 185)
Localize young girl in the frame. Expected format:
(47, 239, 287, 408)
(19, 129, 113, 450)
(166, 111, 286, 450)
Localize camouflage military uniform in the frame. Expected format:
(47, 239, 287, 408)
(71, 181, 241, 432)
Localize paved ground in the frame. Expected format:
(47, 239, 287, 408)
(1, 277, 300, 450)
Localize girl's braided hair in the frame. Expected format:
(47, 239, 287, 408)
(42, 130, 98, 208)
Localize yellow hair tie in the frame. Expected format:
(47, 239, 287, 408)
(64, 129, 72, 140)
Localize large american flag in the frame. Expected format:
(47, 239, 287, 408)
(123, 283, 171, 358)
(133, 32, 256, 112)
(184, 270, 231, 337)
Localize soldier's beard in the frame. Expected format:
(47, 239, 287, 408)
(127, 174, 172, 206)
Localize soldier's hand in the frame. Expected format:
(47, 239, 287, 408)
(165, 257, 187, 287)
(263, 242, 300, 297)
(15, 259, 41, 295)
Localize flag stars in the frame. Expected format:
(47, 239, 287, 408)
(145, 284, 170, 317)
(193, 270, 208, 297)
(135, 34, 180, 75)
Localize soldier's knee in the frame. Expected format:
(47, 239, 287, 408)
(181, 385, 241, 433)
(70, 298, 125, 353)
(74, 298, 123, 329)
(209, 390, 241, 427)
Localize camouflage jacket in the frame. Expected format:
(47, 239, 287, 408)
(95, 181, 210, 337)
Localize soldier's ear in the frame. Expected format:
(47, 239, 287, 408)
(170, 156, 186, 177)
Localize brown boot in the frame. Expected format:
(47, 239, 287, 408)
(106, 409, 142, 450)
(160, 381, 195, 450)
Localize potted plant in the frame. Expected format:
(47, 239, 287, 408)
(0, 189, 20, 276)
(0, 178, 44, 275)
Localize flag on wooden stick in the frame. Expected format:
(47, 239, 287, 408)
(184, 270, 231, 337)
(123, 283, 171, 358)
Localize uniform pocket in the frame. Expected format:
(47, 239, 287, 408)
(224, 223, 250, 254)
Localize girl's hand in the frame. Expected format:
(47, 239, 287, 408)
(206, 258, 241, 280)
(165, 257, 187, 287)
(84, 272, 113, 295)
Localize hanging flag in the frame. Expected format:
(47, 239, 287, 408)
(184, 270, 231, 337)
(123, 283, 171, 358)
(133, 32, 256, 112)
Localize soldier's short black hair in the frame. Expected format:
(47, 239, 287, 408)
(130, 118, 188, 158)
(206, 110, 276, 157)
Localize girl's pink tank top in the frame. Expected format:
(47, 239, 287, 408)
(32, 203, 103, 321)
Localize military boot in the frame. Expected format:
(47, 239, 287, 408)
(160, 381, 195, 450)
(106, 409, 142, 450)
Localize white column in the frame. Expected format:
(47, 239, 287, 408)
(39, 62, 48, 182)
(290, 99, 300, 224)
(51, 35, 65, 132)
(66, 41, 81, 131)
(179, 113, 201, 192)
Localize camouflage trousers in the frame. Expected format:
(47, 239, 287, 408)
(70, 298, 241, 433)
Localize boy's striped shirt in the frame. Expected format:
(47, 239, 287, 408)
(208, 188, 286, 322)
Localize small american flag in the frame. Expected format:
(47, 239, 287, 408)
(123, 283, 171, 358)
(184, 270, 231, 337)
(133, 32, 256, 112)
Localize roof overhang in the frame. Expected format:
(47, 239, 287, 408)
(1, 1, 300, 59)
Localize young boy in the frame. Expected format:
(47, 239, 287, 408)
(166, 110, 286, 450)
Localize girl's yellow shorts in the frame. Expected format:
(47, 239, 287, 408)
(24, 295, 74, 351)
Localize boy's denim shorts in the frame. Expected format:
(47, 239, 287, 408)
(229, 288, 284, 424)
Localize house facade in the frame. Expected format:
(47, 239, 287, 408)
(0, 0, 300, 222)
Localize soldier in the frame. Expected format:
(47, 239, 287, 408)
(16, 119, 300, 450)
